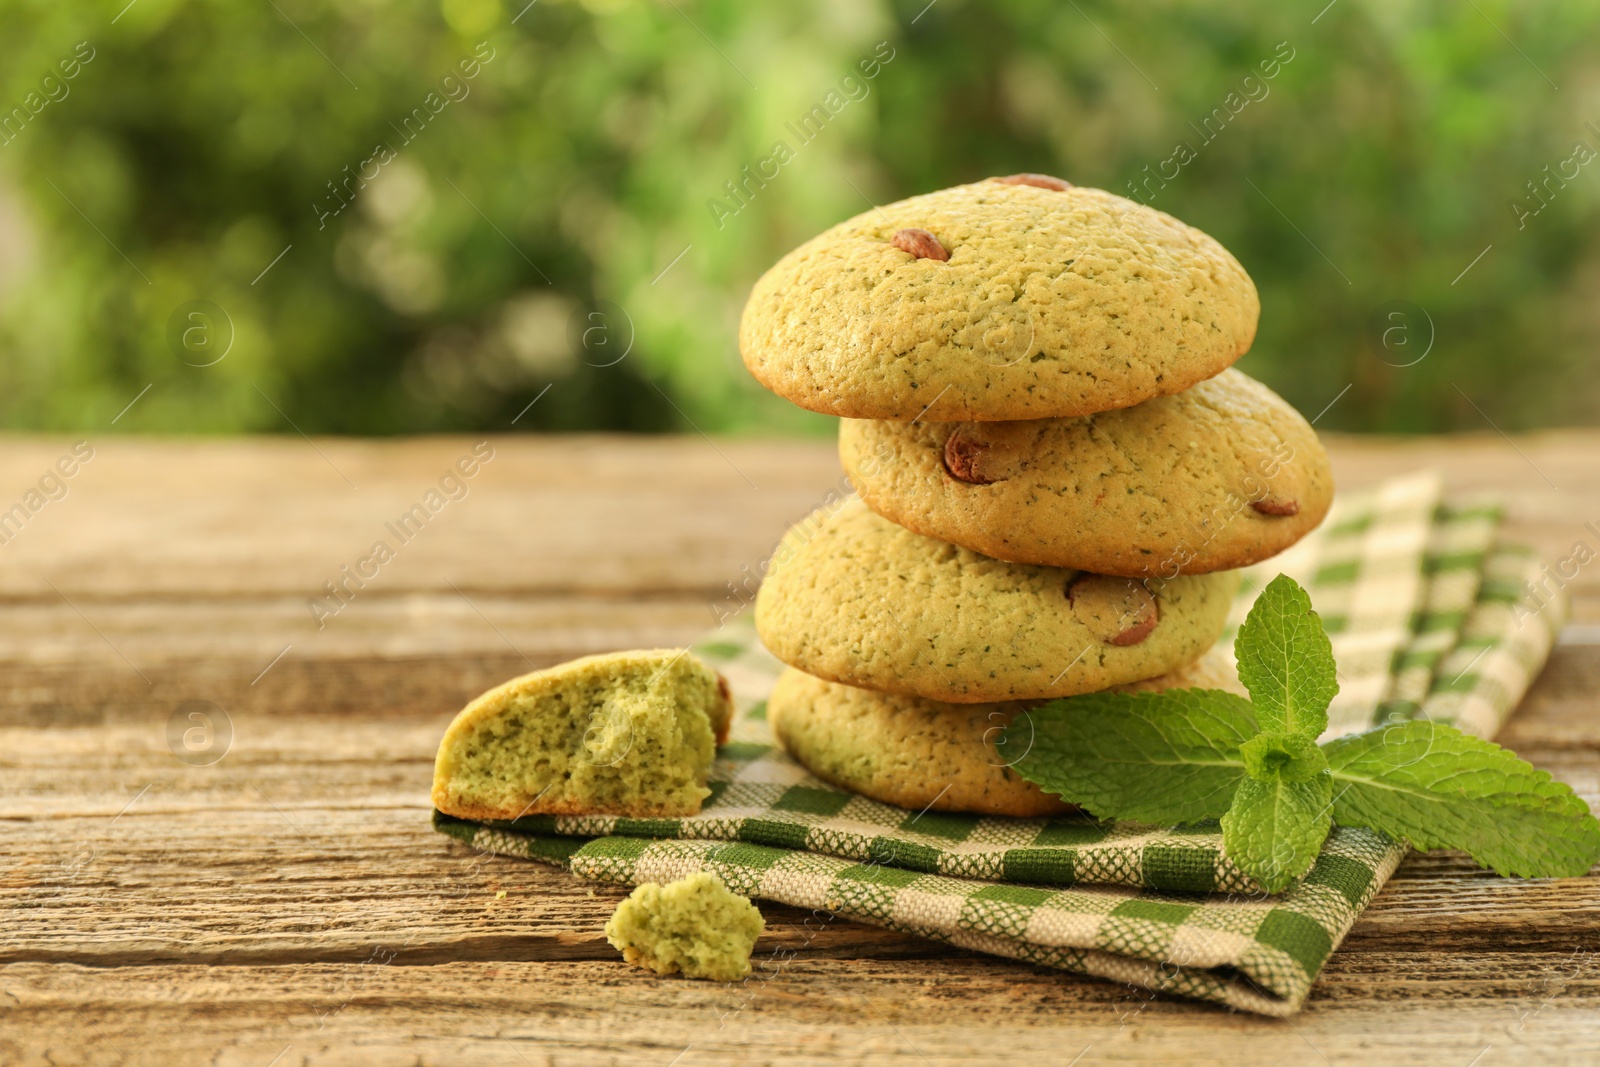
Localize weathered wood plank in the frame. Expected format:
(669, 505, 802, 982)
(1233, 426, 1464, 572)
(0, 435, 844, 599)
(4, 956, 1598, 1067)
(0, 596, 723, 726)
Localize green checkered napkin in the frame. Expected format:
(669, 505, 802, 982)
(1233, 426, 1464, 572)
(435, 473, 1566, 1016)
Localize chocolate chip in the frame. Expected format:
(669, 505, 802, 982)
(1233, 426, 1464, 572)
(993, 173, 1073, 191)
(890, 228, 950, 261)
(943, 430, 1001, 485)
(1251, 499, 1300, 517)
(1067, 574, 1159, 647)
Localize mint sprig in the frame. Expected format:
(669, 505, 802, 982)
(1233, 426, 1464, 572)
(1008, 574, 1600, 892)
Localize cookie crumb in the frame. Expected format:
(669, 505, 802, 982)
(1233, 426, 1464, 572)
(605, 872, 765, 982)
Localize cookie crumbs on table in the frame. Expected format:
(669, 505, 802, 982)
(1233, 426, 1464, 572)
(604, 872, 766, 982)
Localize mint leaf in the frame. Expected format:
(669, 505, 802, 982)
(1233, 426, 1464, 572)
(1008, 689, 1257, 824)
(1234, 574, 1337, 738)
(1221, 772, 1333, 892)
(1240, 731, 1328, 783)
(1324, 721, 1600, 878)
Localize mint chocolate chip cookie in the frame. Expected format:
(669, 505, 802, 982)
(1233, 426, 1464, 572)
(768, 650, 1243, 818)
(431, 649, 734, 821)
(739, 178, 1258, 422)
(753, 498, 1238, 703)
(841, 369, 1332, 576)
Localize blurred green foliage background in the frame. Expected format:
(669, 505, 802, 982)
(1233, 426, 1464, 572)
(0, 0, 1597, 436)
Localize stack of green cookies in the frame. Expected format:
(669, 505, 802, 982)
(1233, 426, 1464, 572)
(739, 175, 1334, 818)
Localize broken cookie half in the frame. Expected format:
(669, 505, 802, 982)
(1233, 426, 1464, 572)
(431, 649, 735, 821)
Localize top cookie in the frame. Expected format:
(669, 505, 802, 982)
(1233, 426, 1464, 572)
(739, 177, 1259, 421)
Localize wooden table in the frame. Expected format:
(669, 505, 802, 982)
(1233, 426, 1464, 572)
(3, 432, 1597, 1066)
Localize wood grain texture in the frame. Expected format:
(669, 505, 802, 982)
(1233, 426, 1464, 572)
(2, 432, 1599, 1066)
